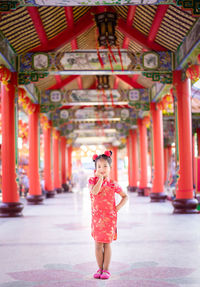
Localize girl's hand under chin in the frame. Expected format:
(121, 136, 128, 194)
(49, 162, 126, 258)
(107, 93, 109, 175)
(95, 171, 104, 180)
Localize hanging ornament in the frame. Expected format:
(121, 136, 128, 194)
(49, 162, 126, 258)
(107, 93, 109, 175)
(97, 75, 110, 90)
(186, 64, 200, 82)
(95, 12, 123, 72)
(95, 12, 117, 47)
(0, 65, 11, 83)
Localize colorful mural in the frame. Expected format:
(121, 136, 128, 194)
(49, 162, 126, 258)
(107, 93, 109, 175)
(23, 0, 174, 6)
(40, 89, 150, 112)
(50, 105, 138, 129)
(18, 51, 173, 73)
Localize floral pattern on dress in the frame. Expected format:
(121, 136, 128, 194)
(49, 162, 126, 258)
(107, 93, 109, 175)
(88, 177, 122, 243)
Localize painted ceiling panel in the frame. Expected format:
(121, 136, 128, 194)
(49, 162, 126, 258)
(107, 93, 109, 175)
(38, 6, 67, 40)
(56, 42, 72, 53)
(0, 5, 197, 55)
(35, 75, 57, 91)
(0, 7, 40, 54)
(128, 40, 143, 53)
(155, 5, 196, 52)
(72, 6, 91, 23)
(76, 25, 96, 50)
(113, 6, 128, 21)
(133, 5, 157, 36)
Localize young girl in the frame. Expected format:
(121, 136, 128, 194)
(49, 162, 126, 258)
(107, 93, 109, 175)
(88, 150, 128, 280)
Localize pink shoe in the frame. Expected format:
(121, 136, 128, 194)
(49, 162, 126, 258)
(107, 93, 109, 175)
(93, 269, 102, 279)
(100, 270, 111, 279)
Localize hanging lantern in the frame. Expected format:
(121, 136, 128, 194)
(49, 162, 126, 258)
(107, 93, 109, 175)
(18, 88, 26, 104)
(157, 102, 164, 110)
(0, 65, 11, 82)
(186, 64, 200, 82)
(95, 12, 117, 47)
(143, 116, 150, 128)
(97, 75, 110, 89)
(165, 94, 173, 104)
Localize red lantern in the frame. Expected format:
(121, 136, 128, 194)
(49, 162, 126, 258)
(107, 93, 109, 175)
(0, 65, 11, 82)
(186, 64, 200, 82)
(143, 116, 150, 126)
(165, 94, 173, 104)
(157, 102, 163, 110)
(18, 88, 26, 99)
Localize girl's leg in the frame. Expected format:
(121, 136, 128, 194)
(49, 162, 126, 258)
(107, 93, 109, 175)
(103, 243, 111, 271)
(95, 241, 104, 270)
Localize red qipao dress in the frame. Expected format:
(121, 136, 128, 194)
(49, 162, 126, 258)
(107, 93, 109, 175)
(88, 177, 122, 243)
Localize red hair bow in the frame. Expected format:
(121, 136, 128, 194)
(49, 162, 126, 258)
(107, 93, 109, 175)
(92, 154, 98, 161)
(104, 151, 111, 157)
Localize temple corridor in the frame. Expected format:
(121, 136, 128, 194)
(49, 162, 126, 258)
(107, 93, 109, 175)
(0, 189, 200, 287)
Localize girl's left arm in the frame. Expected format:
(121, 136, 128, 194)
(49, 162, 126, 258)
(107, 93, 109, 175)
(116, 191, 128, 212)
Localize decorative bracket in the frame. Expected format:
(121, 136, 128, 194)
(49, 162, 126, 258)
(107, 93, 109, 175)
(0, 1, 19, 12)
(18, 72, 49, 85)
(176, 0, 200, 16)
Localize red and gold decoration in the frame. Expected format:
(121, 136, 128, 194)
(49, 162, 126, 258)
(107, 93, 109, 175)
(186, 64, 200, 82)
(52, 128, 59, 139)
(18, 88, 36, 114)
(143, 115, 150, 128)
(157, 93, 174, 114)
(0, 65, 11, 83)
(18, 119, 28, 144)
(40, 115, 51, 130)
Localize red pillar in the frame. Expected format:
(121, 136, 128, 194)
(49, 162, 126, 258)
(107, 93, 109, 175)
(172, 70, 197, 213)
(164, 147, 168, 184)
(149, 151, 152, 184)
(197, 128, 200, 156)
(128, 129, 138, 191)
(192, 134, 195, 190)
(137, 118, 150, 196)
(43, 121, 55, 198)
(27, 105, 43, 204)
(0, 79, 23, 216)
(127, 135, 131, 189)
(167, 145, 172, 183)
(195, 158, 200, 194)
(67, 145, 72, 180)
(111, 146, 118, 182)
(150, 103, 166, 201)
(53, 130, 62, 193)
(61, 136, 68, 191)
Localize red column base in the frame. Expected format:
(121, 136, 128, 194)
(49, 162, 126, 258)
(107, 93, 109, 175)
(26, 195, 44, 205)
(172, 198, 198, 214)
(0, 202, 24, 217)
(196, 194, 200, 203)
(45, 190, 56, 198)
(62, 183, 70, 192)
(137, 187, 151, 197)
(150, 192, 167, 202)
(127, 186, 138, 192)
(55, 188, 63, 194)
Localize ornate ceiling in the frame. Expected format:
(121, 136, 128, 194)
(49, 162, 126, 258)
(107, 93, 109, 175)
(0, 2, 199, 146)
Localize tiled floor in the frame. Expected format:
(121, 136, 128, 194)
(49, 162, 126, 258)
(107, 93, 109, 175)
(0, 187, 200, 287)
